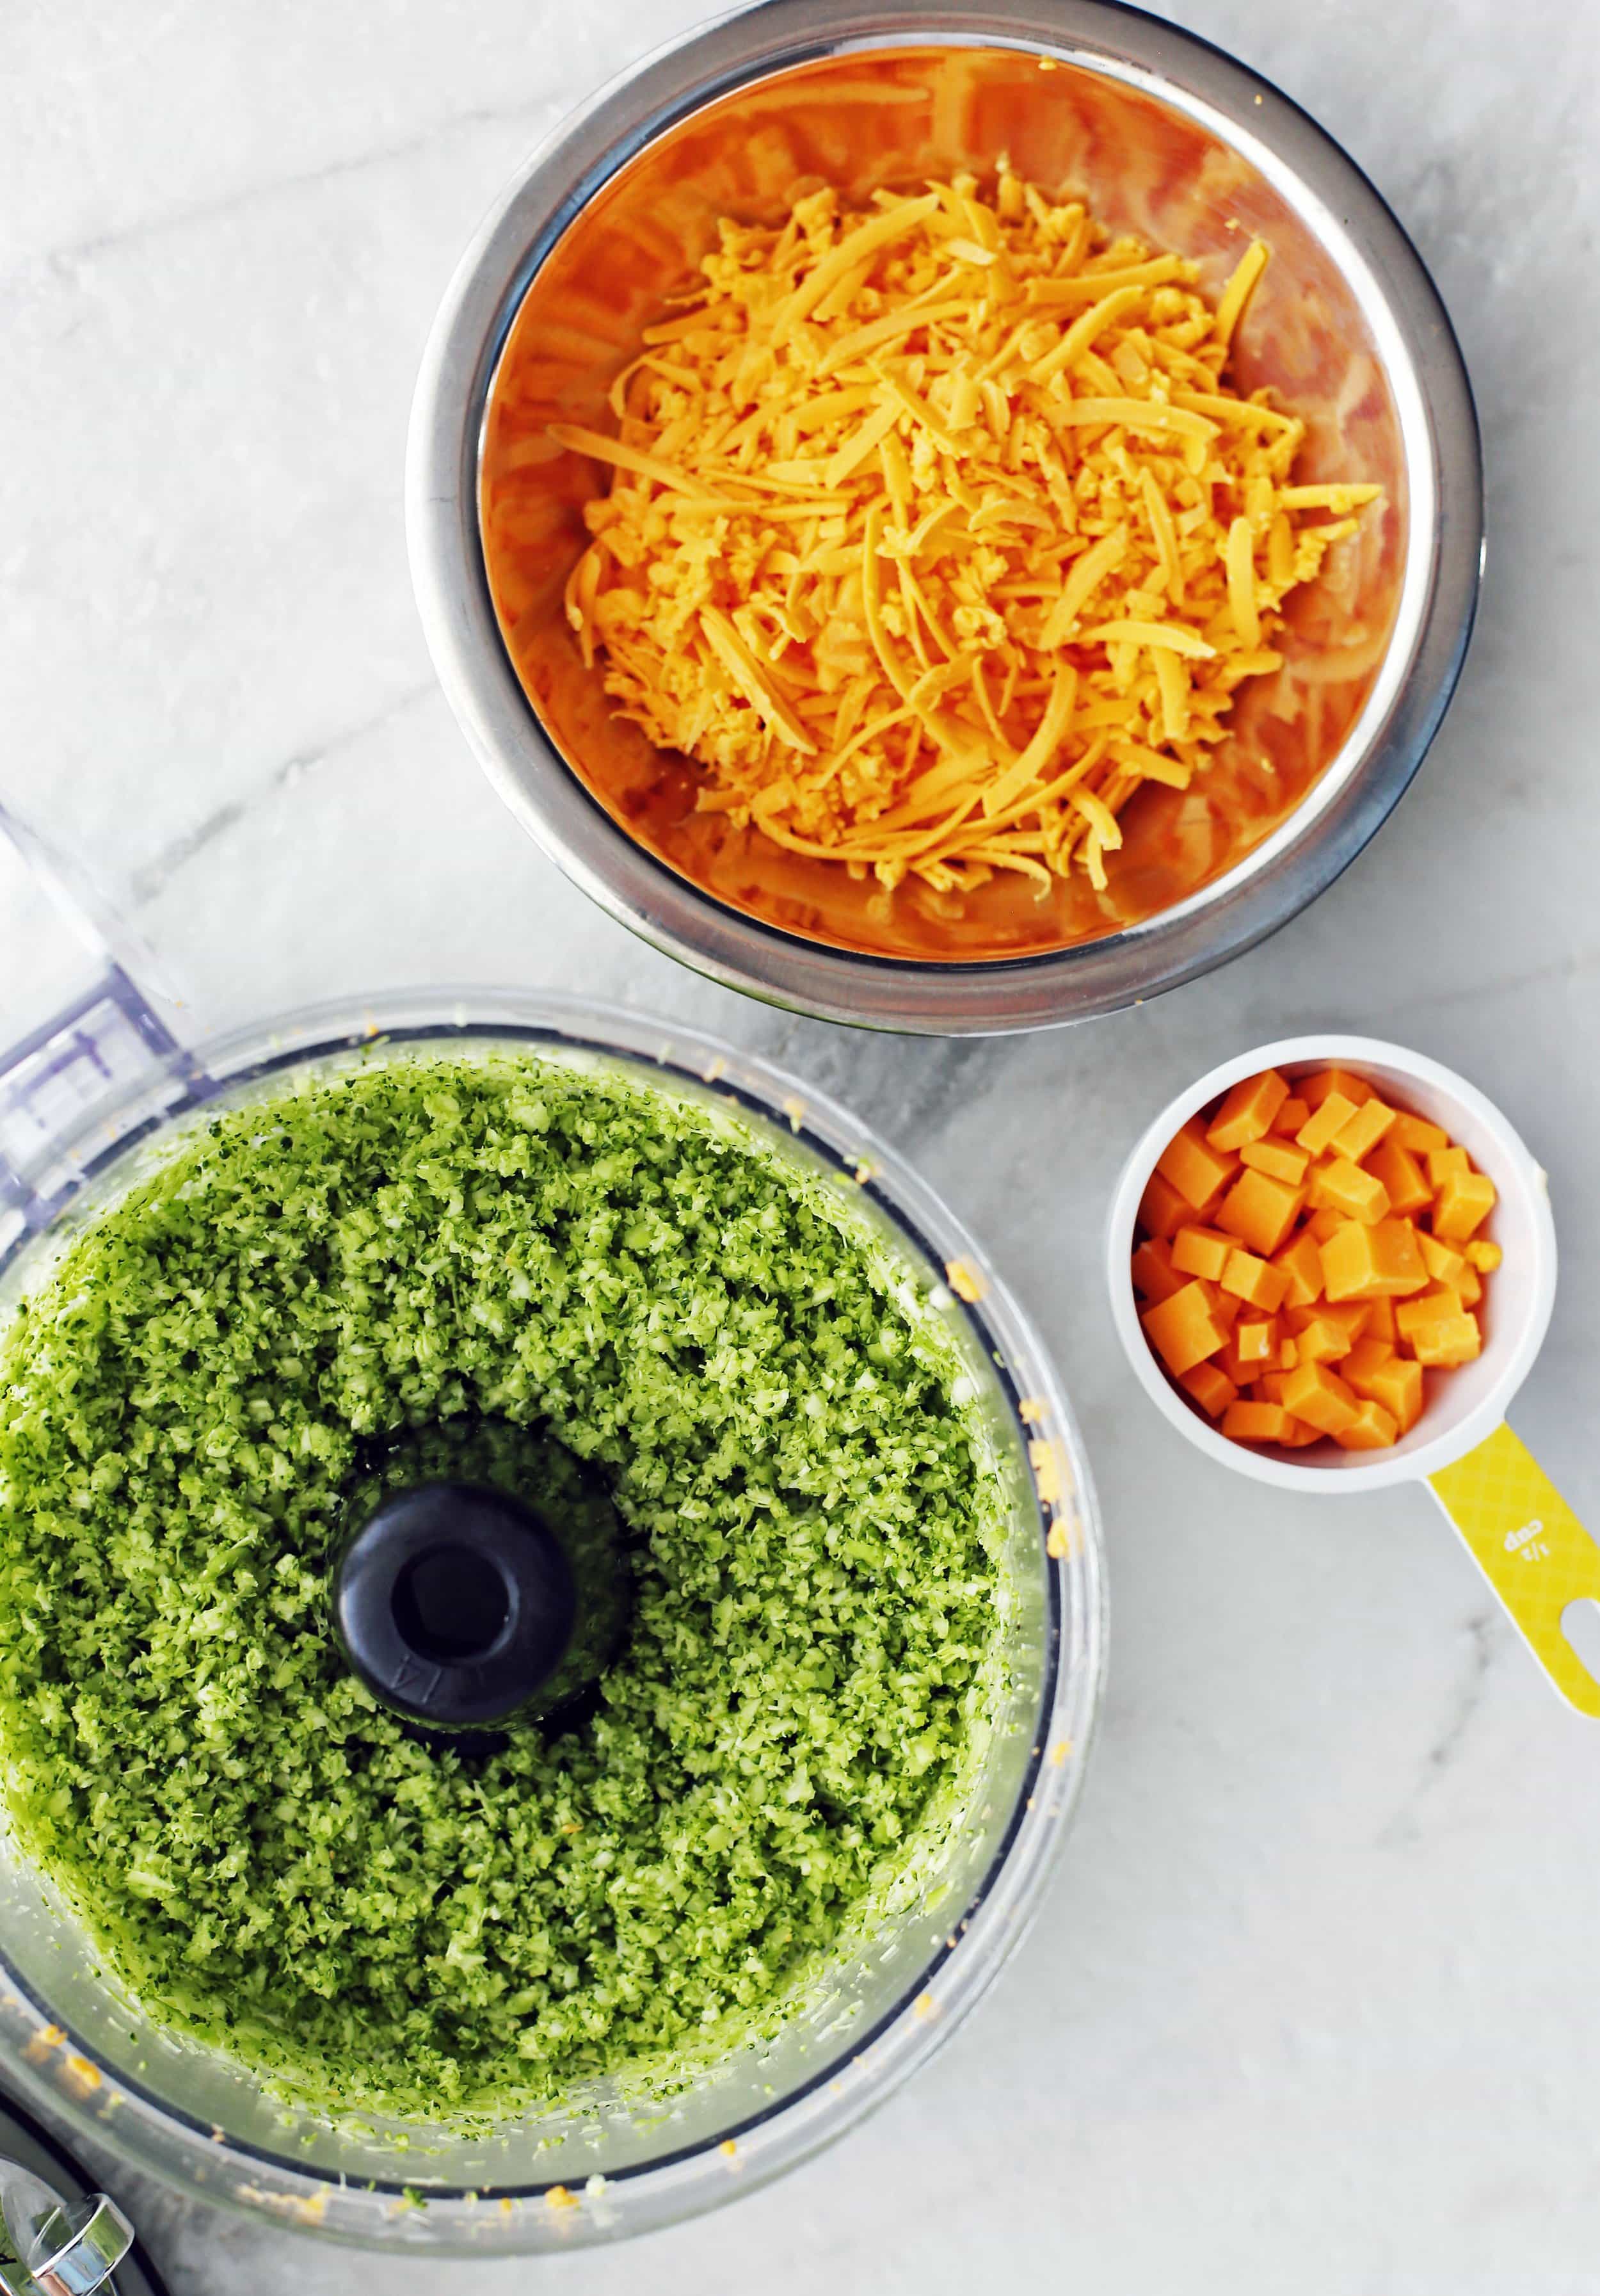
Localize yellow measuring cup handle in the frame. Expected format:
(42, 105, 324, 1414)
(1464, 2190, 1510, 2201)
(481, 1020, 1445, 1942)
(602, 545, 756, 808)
(1428, 1423, 1600, 1718)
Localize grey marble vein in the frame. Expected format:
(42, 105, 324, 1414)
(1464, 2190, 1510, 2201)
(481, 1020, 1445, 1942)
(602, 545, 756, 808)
(13, 94, 563, 282)
(1380, 1610, 1502, 1847)
(127, 680, 440, 907)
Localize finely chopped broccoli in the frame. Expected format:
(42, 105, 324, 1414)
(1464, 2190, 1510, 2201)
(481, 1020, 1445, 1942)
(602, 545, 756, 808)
(0, 1056, 1005, 2119)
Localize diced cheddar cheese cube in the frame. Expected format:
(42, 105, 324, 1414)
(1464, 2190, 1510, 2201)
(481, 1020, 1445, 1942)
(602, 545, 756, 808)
(1171, 1225, 1235, 1281)
(1240, 1136, 1309, 1184)
(1364, 1295, 1398, 1344)
(1418, 1231, 1469, 1287)
(1235, 1317, 1280, 1367)
(1291, 1312, 1356, 1366)
(1365, 1137, 1432, 1218)
(1258, 1370, 1292, 1404)
(1343, 1335, 1397, 1399)
(1359, 1350, 1423, 1423)
(1328, 1096, 1397, 1163)
(1130, 1236, 1185, 1303)
(1221, 1399, 1299, 1444)
(1206, 1068, 1290, 1152)
(1220, 1248, 1292, 1312)
(1366, 1353, 1423, 1431)
(1323, 1300, 1375, 1340)
(1306, 1207, 1345, 1242)
(1276, 1417, 1325, 1448)
(1216, 1168, 1305, 1257)
(1300, 1066, 1373, 1111)
(1391, 1111, 1449, 1154)
(1279, 1337, 1299, 1369)
(1141, 1281, 1230, 1376)
(1320, 1216, 1428, 1301)
(1138, 1169, 1190, 1239)
(1201, 1279, 1244, 1330)
(1309, 1156, 1390, 1225)
(1156, 1116, 1240, 1210)
(1180, 1361, 1238, 1419)
(1426, 1145, 1469, 1189)
(1281, 1359, 1361, 1435)
(1395, 1285, 1464, 1344)
(1432, 1169, 1497, 1242)
(1336, 1399, 1400, 1450)
(1466, 1239, 1502, 1272)
(1273, 1229, 1325, 1309)
(1297, 1091, 1362, 1157)
(1272, 1095, 1311, 1137)
(1191, 1180, 1235, 1228)
(1411, 1312, 1482, 1367)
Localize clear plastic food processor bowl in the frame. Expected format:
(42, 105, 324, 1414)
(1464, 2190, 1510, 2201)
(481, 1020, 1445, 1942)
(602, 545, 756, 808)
(0, 983, 1105, 2255)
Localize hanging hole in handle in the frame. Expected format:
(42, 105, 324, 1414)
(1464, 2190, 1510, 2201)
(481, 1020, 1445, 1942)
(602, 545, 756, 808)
(1559, 1598, 1600, 1692)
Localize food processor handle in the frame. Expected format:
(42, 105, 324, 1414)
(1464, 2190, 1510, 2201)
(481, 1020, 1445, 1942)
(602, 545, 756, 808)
(0, 2160, 133, 2296)
(0, 800, 212, 1242)
(0, 802, 183, 2284)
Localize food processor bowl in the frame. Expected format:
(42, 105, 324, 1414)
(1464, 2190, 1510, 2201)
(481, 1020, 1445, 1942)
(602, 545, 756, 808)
(408, 0, 1482, 1032)
(0, 989, 1104, 2254)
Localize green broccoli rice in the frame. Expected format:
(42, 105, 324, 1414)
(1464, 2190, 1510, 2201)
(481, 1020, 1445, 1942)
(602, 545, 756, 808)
(0, 1054, 1008, 2119)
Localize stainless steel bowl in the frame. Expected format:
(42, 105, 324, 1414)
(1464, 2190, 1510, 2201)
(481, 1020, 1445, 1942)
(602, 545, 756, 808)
(407, 0, 1482, 1033)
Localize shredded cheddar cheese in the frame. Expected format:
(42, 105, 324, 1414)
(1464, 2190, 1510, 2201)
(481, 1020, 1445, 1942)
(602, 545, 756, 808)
(556, 167, 1380, 896)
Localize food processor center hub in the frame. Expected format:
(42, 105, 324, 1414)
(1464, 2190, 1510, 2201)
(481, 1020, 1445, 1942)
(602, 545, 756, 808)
(333, 1420, 633, 1731)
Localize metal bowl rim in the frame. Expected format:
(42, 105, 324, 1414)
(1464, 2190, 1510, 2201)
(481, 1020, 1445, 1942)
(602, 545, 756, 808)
(406, 0, 1483, 1031)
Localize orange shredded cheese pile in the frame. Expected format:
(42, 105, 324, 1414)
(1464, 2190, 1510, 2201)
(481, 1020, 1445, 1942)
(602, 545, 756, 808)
(554, 166, 1380, 897)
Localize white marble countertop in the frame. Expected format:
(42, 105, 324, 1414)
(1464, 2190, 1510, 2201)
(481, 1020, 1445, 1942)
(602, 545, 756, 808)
(3, 0, 1599, 2288)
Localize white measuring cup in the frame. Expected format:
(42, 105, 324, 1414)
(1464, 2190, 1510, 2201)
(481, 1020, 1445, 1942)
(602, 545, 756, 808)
(1107, 1034, 1600, 1716)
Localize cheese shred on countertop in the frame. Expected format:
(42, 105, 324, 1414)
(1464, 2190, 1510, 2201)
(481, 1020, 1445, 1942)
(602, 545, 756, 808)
(554, 166, 1380, 896)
